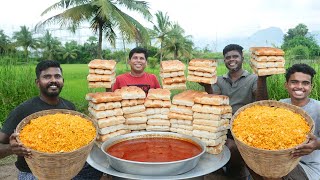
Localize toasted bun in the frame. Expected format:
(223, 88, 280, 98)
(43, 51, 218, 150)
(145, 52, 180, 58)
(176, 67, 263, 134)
(187, 75, 217, 84)
(251, 60, 285, 68)
(251, 65, 286, 76)
(170, 119, 193, 125)
(170, 127, 193, 136)
(206, 142, 225, 155)
(86, 92, 122, 103)
(99, 124, 126, 135)
(88, 101, 121, 111)
(192, 104, 232, 114)
(123, 112, 146, 118)
(199, 135, 227, 146)
(127, 124, 147, 131)
(160, 71, 185, 78)
(144, 99, 171, 108)
(170, 104, 193, 115)
(162, 83, 186, 90)
(146, 125, 170, 132)
(172, 90, 208, 106)
(162, 76, 186, 85)
(188, 70, 216, 78)
(115, 86, 146, 99)
(194, 94, 229, 106)
(192, 130, 228, 139)
(145, 108, 170, 115)
(88, 107, 123, 119)
(147, 119, 170, 126)
(125, 116, 148, 125)
(171, 123, 193, 131)
(147, 88, 171, 100)
(250, 47, 285, 56)
(97, 129, 130, 142)
(189, 59, 217, 67)
(89, 68, 115, 75)
(193, 119, 229, 127)
(168, 112, 193, 121)
(252, 55, 285, 62)
(121, 99, 145, 107)
(160, 60, 185, 72)
(87, 73, 115, 82)
(96, 116, 125, 128)
(122, 105, 146, 115)
(188, 66, 216, 73)
(88, 81, 114, 88)
(88, 59, 116, 70)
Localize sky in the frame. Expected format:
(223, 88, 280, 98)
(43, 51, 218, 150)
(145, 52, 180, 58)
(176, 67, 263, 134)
(1, 0, 319, 40)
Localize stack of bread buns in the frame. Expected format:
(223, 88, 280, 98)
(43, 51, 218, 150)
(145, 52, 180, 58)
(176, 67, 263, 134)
(160, 60, 186, 90)
(192, 94, 232, 154)
(85, 92, 129, 143)
(144, 88, 171, 131)
(169, 90, 208, 136)
(115, 86, 147, 131)
(250, 47, 286, 76)
(88, 59, 116, 88)
(187, 59, 218, 84)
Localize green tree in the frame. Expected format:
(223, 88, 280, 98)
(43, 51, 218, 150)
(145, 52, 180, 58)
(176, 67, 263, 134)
(0, 30, 11, 55)
(37, 0, 152, 59)
(39, 31, 62, 60)
(63, 41, 79, 63)
(151, 11, 172, 62)
(12, 26, 38, 62)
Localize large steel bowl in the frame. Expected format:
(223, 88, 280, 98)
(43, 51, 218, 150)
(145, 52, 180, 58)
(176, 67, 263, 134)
(100, 132, 206, 176)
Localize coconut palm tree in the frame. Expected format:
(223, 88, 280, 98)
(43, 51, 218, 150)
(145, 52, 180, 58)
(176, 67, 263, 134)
(12, 26, 38, 62)
(63, 41, 79, 63)
(36, 0, 152, 59)
(39, 31, 62, 60)
(151, 11, 172, 62)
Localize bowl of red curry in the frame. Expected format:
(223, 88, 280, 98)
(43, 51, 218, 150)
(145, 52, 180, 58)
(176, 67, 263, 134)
(100, 131, 206, 176)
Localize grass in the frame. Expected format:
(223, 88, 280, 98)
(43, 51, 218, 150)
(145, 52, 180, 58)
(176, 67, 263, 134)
(1, 60, 320, 127)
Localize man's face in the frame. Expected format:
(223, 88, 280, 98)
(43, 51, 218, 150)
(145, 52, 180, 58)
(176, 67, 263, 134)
(285, 72, 312, 101)
(224, 50, 243, 72)
(128, 53, 147, 73)
(36, 67, 64, 97)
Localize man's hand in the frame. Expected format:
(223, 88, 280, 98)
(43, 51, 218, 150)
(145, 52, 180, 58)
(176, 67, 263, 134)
(291, 134, 319, 158)
(9, 133, 31, 157)
(198, 83, 213, 94)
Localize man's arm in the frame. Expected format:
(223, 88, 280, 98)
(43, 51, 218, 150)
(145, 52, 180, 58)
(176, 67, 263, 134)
(0, 132, 13, 158)
(254, 76, 269, 101)
(292, 134, 320, 158)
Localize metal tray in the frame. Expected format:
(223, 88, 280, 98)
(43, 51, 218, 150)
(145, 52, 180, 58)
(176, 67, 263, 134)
(87, 144, 230, 180)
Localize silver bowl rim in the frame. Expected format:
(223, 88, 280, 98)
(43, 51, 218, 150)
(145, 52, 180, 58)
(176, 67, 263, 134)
(100, 131, 206, 165)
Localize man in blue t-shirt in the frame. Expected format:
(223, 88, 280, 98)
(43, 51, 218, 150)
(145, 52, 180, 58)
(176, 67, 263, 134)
(0, 60, 102, 180)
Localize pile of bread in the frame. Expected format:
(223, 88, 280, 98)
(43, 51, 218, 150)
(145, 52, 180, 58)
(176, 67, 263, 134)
(160, 60, 186, 90)
(187, 59, 217, 84)
(250, 47, 286, 76)
(87, 59, 116, 88)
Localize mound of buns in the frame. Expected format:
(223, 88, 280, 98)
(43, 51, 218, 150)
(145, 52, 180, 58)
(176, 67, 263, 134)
(187, 59, 217, 84)
(115, 86, 147, 131)
(160, 60, 186, 90)
(85, 92, 129, 144)
(169, 90, 208, 136)
(145, 88, 171, 132)
(250, 47, 286, 76)
(88, 59, 116, 88)
(192, 94, 232, 154)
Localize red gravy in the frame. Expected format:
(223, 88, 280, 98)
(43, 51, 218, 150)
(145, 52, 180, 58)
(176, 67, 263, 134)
(106, 137, 202, 162)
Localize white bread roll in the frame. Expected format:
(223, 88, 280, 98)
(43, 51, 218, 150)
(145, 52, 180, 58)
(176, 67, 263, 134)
(127, 124, 147, 131)
(96, 116, 125, 128)
(124, 112, 146, 118)
(147, 114, 168, 120)
(206, 142, 225, 155)
(187, 75, 217, 84)
(88, 101, 121, 111)
(87, 73, 115, 82)
(171, 123, 193, 131)
(162, 76, 186, 85)
(170, 127, 193, 136)
(172, 90, 207, 107)
(125, 116, 148, 125)
(85, 92, 122, 103)
(188, 66, 216, 74)
(162, 83, 186, 90)
(121, 99, 145, 107)
(115, 86, 146, 99)
(88, 107, 123, 119)
(170, 119, 193, 125)
(192, 104, 232, 114)
(88, 59, 116, 70)
(198, 135, 227, 147)
(193, 112, 221, 120)
(160, 71, 184, 78)
(251, 59, 285, 68)
(193, 119, 229, 127)
(97, 129, 130, 142)
(145, 108, 170, 115)
(88, 81, 114, 88)
(170, 105, 193, 115)
(194, 94, 229, 106)
(144, 99, 171, 108)
(160, 60, 185, 73)
(147, 88, 171, 100)
(146, 125, 170, 132)
(188, 70, 216, 78)
(189, 59, 217, 67)
(252, 66, 286, 76)
(147, 119, 170, 126)
(122, 105, 146, 115)
(249, 47, 285, 56)
(192, 130, 228, 139)
(193, 124, 230, 133)
(89, 68, 115, 75)
(99, 124, 126, 135)
(168, 112, 193, 121)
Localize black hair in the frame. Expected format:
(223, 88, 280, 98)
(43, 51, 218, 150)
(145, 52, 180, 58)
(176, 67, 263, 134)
(129, 47, 148, 60)
(35, 60, 62, 79)
(223, 44, 244, 56)
(285, 63, 316, 83)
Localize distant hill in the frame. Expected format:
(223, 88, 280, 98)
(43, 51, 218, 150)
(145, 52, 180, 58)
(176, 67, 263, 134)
(194, 27, 320, 52)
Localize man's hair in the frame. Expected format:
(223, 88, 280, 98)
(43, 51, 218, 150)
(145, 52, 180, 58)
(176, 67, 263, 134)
(285, 63, 316, 83)
(129, 47, 148, 60)
(223, 44, 243, 56)
(36, 60, 62, 79)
